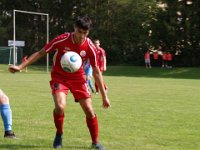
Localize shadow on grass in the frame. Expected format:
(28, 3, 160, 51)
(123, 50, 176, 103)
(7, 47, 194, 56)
(65, 146, 91, 149)
(104, 66, 200, 79)
(1, 64, 199, 79)
(0, 144, 42, 149)
(0, 144, 91, 149)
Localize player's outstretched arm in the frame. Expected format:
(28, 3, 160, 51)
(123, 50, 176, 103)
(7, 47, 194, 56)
(8, 48, 46, 73)
(93, 66, 110, 108)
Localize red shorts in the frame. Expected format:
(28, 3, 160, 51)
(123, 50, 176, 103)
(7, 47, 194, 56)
(50, 78, 91, 102)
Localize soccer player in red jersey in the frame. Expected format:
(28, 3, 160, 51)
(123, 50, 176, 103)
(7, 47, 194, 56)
(144, 51, 152, 68)
(93, 39, 107, 94)
(167, 52, 172, 68)
(153, 52, 158, 60)
(8, 15, 110, 150)
(162, 52, 168, 68)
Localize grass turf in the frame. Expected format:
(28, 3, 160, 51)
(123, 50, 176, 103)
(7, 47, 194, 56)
(0, 64, 200, 150)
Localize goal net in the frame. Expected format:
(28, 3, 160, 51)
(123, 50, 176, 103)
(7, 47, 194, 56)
(0, 46, 23, 64)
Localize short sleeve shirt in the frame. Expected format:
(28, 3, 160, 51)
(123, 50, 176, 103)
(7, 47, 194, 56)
(43, 32, 98, 80)
(96, 47, 106, 71)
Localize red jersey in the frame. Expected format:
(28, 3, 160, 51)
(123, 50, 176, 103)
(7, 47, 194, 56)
(144, 52, 150, 59)
(43, 32, 98, 80)
(96, 47, 106, 72)
(167, 53, 172, 61)
(162, 53, 168, 60)
(153, 52, 158, 60)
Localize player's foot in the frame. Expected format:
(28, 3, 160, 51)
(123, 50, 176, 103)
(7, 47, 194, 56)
(4, 130, 16, 138)
(92, 89, 95, 93)
(95, 92, 99, 95)
(91, 143, 106, 150)
(53, 133, 62, 148)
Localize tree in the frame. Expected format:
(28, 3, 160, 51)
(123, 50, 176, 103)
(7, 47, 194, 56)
(0, 0, 199, 66)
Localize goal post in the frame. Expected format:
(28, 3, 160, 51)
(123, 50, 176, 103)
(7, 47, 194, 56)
(13, 9, 49, 72)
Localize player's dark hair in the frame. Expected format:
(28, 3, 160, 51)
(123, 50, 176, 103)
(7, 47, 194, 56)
(74, 15, 92, 30)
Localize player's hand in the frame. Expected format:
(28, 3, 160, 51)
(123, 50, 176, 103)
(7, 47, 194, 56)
(8, 65, 21, 73)
(102, 96, 111, 109)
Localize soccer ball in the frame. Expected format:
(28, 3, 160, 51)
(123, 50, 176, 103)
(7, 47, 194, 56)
(60, 52, 82, 73)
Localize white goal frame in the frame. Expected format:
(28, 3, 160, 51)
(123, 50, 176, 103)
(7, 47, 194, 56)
(13, 9, 49, 72)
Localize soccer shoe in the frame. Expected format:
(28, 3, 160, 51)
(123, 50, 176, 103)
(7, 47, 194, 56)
(91, 143, 106, 150)
(4, 130, 16, 138)
(53, 133, 62, 148)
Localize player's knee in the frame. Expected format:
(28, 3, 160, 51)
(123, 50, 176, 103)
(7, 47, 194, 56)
(85, 108, 95, 118)
(0, 93, 9, 104)
(55, 104, 65, 114)
(55, 107, 64, 115)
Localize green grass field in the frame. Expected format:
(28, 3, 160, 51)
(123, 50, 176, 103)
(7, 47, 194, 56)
(0, 64, 200, 150)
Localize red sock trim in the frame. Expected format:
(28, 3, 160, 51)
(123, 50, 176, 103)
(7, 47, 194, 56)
(53, 111, 64, 134)
(86, 116, 98, 144)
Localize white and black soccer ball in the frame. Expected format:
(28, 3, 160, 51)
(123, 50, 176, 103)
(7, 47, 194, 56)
(60, 52, 82, 73)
